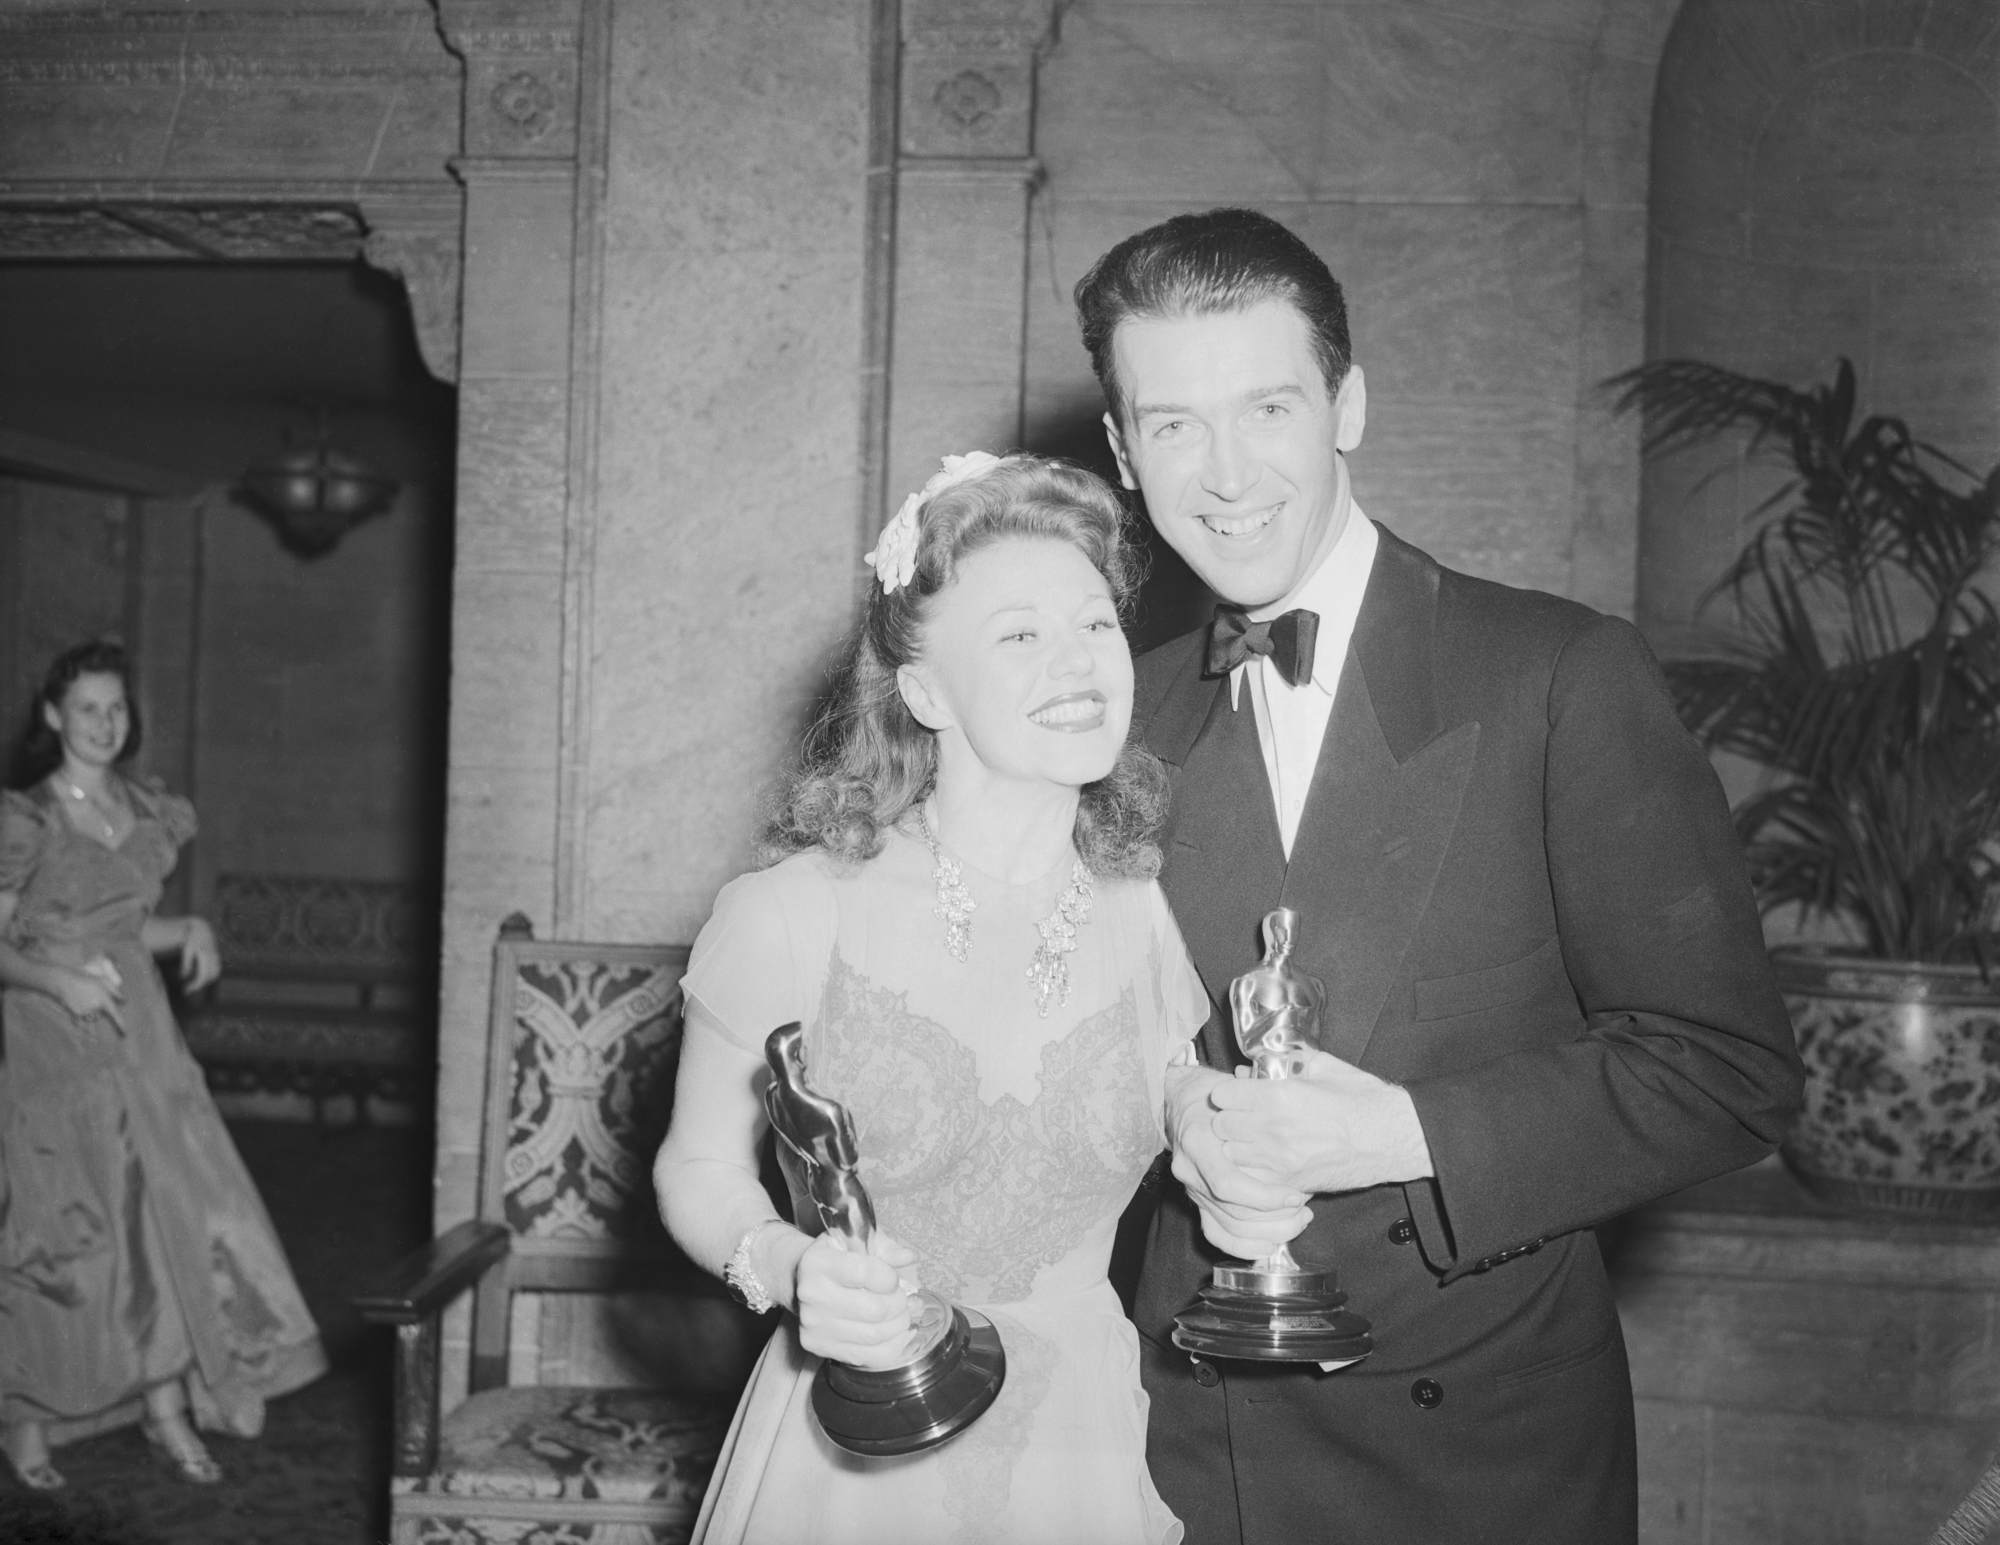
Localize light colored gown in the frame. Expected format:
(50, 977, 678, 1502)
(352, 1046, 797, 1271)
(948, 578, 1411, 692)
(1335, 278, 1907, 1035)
(0, 778, 326, 1444)
(685, 825, 1207, 1545)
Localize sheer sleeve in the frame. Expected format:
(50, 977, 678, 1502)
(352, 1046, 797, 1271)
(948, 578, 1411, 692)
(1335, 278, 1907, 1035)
(1146, 880, 1212, 1063)
(1137, 881, 1213, 1134)
(155, 793, 197, 848)
(0, 791, 48, 895)
(681, 857, 836, 1056)
(131, 776, 197, 848)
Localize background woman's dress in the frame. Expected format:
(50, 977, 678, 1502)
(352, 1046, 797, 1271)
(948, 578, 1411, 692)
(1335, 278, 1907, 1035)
(684, 826, 1207, 1545)
(0, 780, 325, 1444)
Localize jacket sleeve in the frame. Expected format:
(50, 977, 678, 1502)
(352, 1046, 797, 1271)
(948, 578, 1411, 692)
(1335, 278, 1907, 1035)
(1399, 614, 1803, 1283)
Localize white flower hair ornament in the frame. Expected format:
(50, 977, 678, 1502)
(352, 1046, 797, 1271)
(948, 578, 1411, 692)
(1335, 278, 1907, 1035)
(864, 451, 1004, 595)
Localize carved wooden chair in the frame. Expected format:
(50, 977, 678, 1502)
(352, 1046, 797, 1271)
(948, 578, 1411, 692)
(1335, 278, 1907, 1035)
(357, 915, 752, 1545)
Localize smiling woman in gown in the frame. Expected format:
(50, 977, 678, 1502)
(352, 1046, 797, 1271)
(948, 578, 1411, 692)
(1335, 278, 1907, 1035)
(654, 453, 1211, 1544)
(0, 640, 325, 1492)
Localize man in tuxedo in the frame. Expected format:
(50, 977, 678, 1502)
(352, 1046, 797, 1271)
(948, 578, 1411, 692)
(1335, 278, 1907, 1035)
(1074, 208, 1802, 1544)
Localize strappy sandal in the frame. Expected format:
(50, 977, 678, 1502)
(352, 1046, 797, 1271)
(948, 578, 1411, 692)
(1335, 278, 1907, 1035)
(141, 1415, 223, 1485)
(0, 1435, 65, 1492)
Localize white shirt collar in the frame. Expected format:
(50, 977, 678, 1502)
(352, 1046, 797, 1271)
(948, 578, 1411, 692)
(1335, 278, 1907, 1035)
(1227, 503, 1377, 706)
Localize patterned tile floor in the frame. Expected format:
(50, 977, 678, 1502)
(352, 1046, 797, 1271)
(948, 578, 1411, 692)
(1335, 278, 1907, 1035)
(0, 1118, 430, 1545)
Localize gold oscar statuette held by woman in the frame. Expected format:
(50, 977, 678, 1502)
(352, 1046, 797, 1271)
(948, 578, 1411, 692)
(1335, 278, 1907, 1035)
(763, 1022, 1006, 1454)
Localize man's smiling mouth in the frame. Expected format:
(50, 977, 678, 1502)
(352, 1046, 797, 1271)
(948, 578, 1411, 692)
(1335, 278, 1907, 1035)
(1199, 507, 1277, 538)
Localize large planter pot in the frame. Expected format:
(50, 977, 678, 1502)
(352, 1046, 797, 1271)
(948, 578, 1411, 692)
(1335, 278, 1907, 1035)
(1774, 947, 2000, 1218)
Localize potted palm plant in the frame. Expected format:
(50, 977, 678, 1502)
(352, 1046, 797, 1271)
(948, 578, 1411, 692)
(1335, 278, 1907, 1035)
(1610, 357, 2000, 1217)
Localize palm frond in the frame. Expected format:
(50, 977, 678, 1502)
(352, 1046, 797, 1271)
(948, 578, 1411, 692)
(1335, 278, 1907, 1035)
(1615, 356, 2000, 965)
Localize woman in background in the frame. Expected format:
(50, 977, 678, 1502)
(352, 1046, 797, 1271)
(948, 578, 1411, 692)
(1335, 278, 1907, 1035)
(0, 640, 325, 1491)
(655, 453, 1211, 1544)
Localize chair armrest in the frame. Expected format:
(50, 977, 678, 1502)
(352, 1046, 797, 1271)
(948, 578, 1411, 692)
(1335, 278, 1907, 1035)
(354, 1220, 510, 1325)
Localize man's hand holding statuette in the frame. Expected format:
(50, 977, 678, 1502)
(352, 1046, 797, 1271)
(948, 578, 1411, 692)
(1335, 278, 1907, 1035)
(1207, 1048, 1435, 1196)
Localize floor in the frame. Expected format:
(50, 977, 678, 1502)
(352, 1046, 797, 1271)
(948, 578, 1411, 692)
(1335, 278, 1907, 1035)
(0, 1118, 431, 1545)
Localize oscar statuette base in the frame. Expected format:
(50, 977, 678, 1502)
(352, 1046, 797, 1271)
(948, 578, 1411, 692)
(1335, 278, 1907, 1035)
(1171, 1261, 1373, 1366)
(812, 1300, 1007, 1457)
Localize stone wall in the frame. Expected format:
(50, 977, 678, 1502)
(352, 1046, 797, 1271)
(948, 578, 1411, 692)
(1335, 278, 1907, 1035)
(579, 0, 877, 943)
(1019, 0, 1684, 624)
(1639, 0, 2000, 648)
(1613, 1164, 2000, 1543)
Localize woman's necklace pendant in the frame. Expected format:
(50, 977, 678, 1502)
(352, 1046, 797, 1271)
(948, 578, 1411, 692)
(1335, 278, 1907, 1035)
(1025, 862, 1094, 1018)
(921, 810, 976, 963)
(919, 808, 1094, 1017)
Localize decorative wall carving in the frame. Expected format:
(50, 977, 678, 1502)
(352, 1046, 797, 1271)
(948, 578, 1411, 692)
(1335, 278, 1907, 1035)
(899, 8, 1058, 158)
(0, 7, 461, 188)
(885, 0, 1058, 533)
(934, 69, 1004, 131)
(0, 54, 457, 85)
(0, 6, 458, 86)
(0, 203, 366, 262)
(0, 207, 196, 260)
(490, 69, 559, 141)
(449, 28, 581, 55)
(437, 0, 583, 159)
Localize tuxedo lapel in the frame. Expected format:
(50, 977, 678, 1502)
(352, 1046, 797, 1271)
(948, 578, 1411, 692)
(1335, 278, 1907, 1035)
(1280, 652, 1477, 1066)
(1281, 527, 1479, 1066)
(1142, 646, 1285, 1069)
(1141, 528, 1478, 1069)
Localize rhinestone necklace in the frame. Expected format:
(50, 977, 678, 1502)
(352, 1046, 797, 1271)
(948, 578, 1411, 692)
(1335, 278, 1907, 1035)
(918, 807, 1095, 1018)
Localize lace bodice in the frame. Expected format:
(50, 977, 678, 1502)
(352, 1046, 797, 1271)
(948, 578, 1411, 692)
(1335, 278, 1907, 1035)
(683, 827, 1209, 1308)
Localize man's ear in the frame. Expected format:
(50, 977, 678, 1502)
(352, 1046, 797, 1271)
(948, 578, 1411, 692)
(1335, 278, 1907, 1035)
(1103, 410, 1138, 492)
(1333, 365, 1366, 455)
(896, 663, 950, 732)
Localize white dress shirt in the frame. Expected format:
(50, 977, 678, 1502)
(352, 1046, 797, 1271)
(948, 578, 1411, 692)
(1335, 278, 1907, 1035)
(1227, 507, 1379, 858)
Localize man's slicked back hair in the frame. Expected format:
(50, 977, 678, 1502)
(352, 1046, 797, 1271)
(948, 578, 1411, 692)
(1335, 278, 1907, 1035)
(1074, 207, 1352, 421)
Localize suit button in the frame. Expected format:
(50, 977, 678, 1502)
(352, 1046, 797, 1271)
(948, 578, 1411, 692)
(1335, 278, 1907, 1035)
(1191, 1359, 1220, 1388)
(1410, 1378, 1444, 1410)
(1388, 1217, 1416, 1245)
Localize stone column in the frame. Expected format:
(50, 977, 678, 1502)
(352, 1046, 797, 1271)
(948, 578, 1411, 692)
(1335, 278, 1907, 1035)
(431, 0, 584, 1403)
(886, 1, 1058, 503)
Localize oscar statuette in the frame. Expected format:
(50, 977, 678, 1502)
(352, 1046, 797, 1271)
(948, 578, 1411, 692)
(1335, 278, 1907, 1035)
(1170, 908, 1374, 1366)
(762, 1022, 1006, 1455)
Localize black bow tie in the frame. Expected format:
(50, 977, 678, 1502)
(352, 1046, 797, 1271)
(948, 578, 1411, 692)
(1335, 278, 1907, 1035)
(1204, 606, 1320, 688)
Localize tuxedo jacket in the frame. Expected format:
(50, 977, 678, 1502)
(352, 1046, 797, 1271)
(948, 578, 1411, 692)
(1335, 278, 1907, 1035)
(1132, 526, 1802, 1545)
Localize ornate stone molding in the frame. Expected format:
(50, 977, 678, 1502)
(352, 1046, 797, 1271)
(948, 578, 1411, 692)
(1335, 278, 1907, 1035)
(436, 0, 583, 159)
(899, 2, 1058, 159)
(0, 185, 463, 383)
(895, 156, 1045, 194)
(0, 54, 456, 85)
(446, 27, 581, 54)
(0, 5, 457, 85)
(0, 202, 366, 261)
(359, 198, 465, 384)
(0, 7, 438, 37)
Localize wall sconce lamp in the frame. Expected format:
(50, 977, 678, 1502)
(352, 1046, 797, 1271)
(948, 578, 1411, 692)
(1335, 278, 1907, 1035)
(234, 411, 399, 559)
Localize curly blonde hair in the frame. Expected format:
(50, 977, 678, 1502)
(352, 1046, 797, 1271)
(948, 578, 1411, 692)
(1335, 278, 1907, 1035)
(760, 454, 1167, 878)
